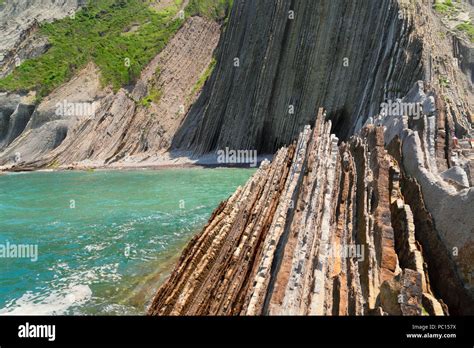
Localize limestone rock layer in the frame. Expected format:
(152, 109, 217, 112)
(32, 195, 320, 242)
(149, 107, 473, 316)
(172, 0, 472, 154)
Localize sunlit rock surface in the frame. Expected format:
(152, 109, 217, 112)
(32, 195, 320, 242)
(150, 107, 473, 315)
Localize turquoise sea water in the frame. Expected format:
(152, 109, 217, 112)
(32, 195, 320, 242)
(0, 168, 253, 315)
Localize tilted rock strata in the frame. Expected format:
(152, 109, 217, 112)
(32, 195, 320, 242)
(0, 0, 471, 316)
(0, 16, 221, 168)
(0, 63, 104, 164)
(172, 0, 472, 154)
(149, 108, 472, 316)
(1, 0, 471, 173)
(380, 81, 473, 315)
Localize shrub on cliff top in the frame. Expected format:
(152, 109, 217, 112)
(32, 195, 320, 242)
(185, 0, 233, 21)
(456, 21, 474, 42)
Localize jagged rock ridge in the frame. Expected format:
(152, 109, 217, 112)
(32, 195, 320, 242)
(149, 106, 473, 315)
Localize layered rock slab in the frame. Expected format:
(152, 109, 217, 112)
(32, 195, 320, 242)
(149, 109, 466, 316)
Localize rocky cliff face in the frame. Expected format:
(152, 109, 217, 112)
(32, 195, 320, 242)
(1, 0, 471, 171)
(0, 0, 86, 165)
(172, 0, 472, 154)
(4, 16, 221, 168)
(0, 0, 472, 315)
(149, 105, 473, 315)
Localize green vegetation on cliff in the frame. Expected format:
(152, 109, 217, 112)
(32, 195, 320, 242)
(0, 0, 184, 97)
(185, 0, 233, 21)
(190, 57, 216, 98)
(140, 85, 163, 107)
(0, 0, 231, 98)
(0, 0, 232, 98)
(433, 0, 456, 15)
(456, 21, 474, 42)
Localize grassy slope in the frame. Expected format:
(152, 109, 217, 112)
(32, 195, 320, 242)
(456, 21, 474, 42)
(0, 0, 228, 99)
(433, 0, 457, 15)
(0, 0, 184, 97)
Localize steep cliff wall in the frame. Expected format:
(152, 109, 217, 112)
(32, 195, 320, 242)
(172, 0, 472, 154)
(171, 0, 416, 153)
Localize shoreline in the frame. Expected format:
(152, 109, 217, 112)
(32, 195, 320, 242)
(0, 166, 253, 315)
(0, 152, 273, 174)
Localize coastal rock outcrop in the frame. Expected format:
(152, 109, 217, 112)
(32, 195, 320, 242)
(0, 0, 472, 317)
(147, 1, 473, 315)
(149, 106, 473, 315)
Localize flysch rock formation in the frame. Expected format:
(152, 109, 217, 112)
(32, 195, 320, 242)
(0, 63, 105, 164)
(147, 1, 473, 316)
(172, 0, 473, 154)
(149, 105, 473, 316)
(0, 14, 221, 169)
(0, 0, 472, 317)
(1, 0, 472, 173)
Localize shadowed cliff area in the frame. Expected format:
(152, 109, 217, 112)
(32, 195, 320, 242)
(172, 0, 426, 153)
